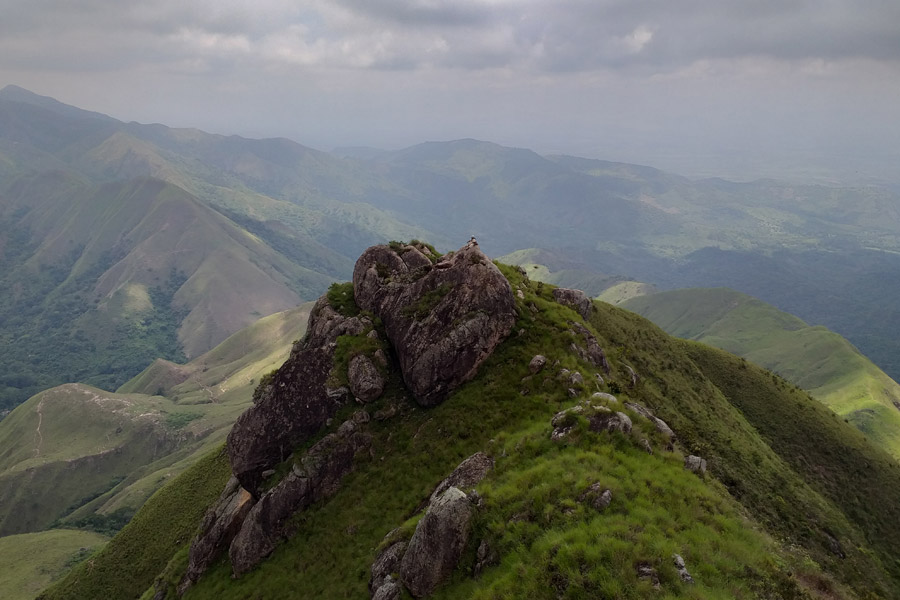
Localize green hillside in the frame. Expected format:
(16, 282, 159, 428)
(496, 249, 630, 297)
(41, 264, 900, 600)
(596, 281, 658, 305)
(0, 303, 311, 537)
(622, 288, 900, 458)
(0, 529, 109, 600)
(0, 173, 330, 410)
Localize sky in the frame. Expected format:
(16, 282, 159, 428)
(2, 0, 899, 182)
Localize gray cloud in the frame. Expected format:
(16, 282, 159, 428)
(2, 0, 898, 73)
(1, 0, 898, 182)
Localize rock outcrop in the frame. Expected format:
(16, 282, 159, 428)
(550, 404, 632, 439)
(227, 297, 369, 494)
(624, 402, 676, 439)
(528, 354, 547, 374)
(178, 476, 254, 595)
(353, 240, 516, 407)
(429, 452, 494, 504)
(349, 354, 386, 403)
(553, 287, 593, 320)
(685, 455, 707, 475)
(370, 541, 407, 597)
(578, 483, 613, 511)
(673, 554, 694, 583)
(399, 487, 475, 598)
(569, 322, 610, 373)
(589, 411, 632, 434)
(230, 413, 372, 576)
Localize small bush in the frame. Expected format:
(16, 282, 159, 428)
(326, 282, 359, 317)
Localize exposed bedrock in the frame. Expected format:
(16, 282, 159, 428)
(353, 240, 516, 407)
(227, 296, 369, 495)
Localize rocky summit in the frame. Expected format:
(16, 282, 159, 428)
(41, 238, 900, 600)
(353, 239, 517, 406)
(182, 240, 518, 590)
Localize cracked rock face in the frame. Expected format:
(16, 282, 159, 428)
(353, 240, 516, 407)
(226, 297, 368, 495)
(229, 415, 372, 576)
(400, 486, 475, 598)
(178, 477, 255, 595)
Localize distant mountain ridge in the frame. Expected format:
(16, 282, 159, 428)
(5, 83, 900, 410)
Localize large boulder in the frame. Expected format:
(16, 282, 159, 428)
(229, 415, 372, 576)
(400, 487, 475, 598)
(353, 240, 516, 407)
(227, 297, 368, 494)
(349, 354, 386, 403)
(429, 452, 494, 504)
(553, 288, 593, 320)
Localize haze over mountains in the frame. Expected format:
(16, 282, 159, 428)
(3, 84, 900, 599)
(4, 82, 900, 407)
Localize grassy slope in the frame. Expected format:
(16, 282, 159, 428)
(496, 250, 626, 297)
(42, 265, 900, 599)
(0, 384, 187, 535)
(39, 448, 231, 600)
(0, 304, 310, 537)
(0, 174, 327, 412)
(0, 529, 109, 600)
(622, 288, 900, 458)
(683, 341, 900, 589)
(596, 281, 657, 305)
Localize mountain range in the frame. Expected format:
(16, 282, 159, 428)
(5, 84, 900, 413)
(2, 86, 900, 597)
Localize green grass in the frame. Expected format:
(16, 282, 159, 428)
(325, 282, 359, 317)
(0, 303, 311, 537)
(0, 529, 108, 600)
(596, 281, 657, 305)
(38, 447, 231, 600)
(684, 341, 900, 589)
(623, 287, 900, 458)
(434, 432, 812, 600)
(39, 264, 900, 599)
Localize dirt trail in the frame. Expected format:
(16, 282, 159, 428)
(33, 397, 45, 457)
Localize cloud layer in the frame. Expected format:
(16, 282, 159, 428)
(1, 1, 899, 181)
(4, 0, 898, 72)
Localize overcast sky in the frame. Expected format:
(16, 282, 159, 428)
(2, 0, 899, 182)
